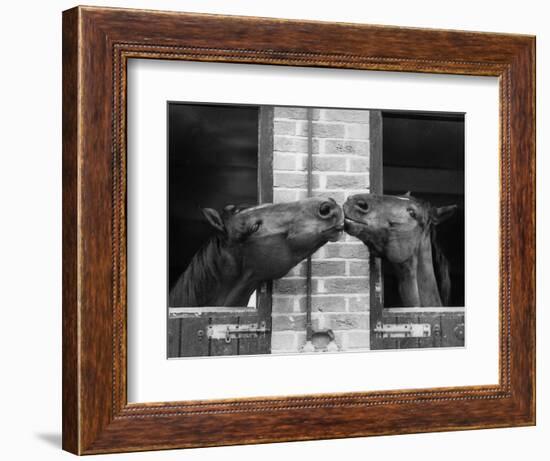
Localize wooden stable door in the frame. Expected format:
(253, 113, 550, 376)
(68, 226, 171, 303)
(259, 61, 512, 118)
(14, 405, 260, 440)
(167, 104, 273, 358)
(168, 302, 271, 357)
(369, 110, 466, 350)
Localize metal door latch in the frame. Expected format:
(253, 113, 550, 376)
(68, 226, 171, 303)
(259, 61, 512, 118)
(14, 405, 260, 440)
(374, 321, 431, 338)
(206, 321, 270, 343)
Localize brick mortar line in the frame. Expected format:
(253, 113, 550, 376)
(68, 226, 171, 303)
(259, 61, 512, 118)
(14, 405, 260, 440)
(275, 118, 368, 124)
(273, 152, 370, 158)
(279, 272, 369, 275)
(275, 134, 369, 141)
(273, 294, 370, 298)
(274, 169, 369, 174)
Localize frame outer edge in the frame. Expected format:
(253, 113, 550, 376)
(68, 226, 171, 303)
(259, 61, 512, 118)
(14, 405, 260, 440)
(62, 6, 81, 455)
(77, 5, 118, 453)
(496, 36, 535, 425)
(63, 6, 536, 454)
(531, 36, 537, 425)
(512, 36, 536, 424)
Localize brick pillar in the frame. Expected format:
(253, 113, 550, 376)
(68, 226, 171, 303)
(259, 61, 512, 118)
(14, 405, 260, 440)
(271, 107, 371, 354)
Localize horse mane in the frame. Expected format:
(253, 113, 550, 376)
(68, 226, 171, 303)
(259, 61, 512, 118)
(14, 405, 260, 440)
(430, 226, 452, 306)
(169, 235, 229, 307)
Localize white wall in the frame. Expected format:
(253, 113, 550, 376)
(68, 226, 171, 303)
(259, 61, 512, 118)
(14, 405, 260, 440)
(0, 1, 546, 460)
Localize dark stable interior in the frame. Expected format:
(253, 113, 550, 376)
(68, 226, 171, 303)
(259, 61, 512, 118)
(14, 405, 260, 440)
(382, 111, 465, 307)
(168, 103, 259, 290)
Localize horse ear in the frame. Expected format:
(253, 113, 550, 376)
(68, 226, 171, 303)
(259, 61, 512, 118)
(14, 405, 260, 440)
(432, 205, 457, 224)
(201, 208, 226, 234)
(403, 191, 412, 197)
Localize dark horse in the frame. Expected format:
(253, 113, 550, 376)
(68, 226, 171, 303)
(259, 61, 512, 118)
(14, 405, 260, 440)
(170, 198, 344, 307)
(343, 192, 457, 307)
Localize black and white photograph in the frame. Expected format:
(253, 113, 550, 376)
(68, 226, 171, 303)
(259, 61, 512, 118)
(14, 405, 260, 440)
(2, 0, 543, 458)
(167, 103, 465, 358)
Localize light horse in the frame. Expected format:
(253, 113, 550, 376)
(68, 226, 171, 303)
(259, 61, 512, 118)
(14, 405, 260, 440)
(169, 198, 344, 307)
(343, 192, 457, 307)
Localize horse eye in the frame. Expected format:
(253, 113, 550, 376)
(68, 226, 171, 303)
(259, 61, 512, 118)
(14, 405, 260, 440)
(319, 202, 332, 217)
(249, 222, 261, 234)
(407, 208, 417, 219)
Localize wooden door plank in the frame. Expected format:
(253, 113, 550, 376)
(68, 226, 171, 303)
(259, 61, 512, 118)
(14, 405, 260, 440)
(368, 110, 384, 351)
(440, 313, 465, 347)
(236, 313, 259, 356)
(209, 315, 239, 356)
(236, 312, 271, 356)
(179, 317, 210, 357)
(378, 311, 466, 349)
(167, 318, 182, 358)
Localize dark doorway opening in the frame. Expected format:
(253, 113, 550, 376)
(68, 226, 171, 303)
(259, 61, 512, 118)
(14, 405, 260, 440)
(168, 103, 259, 291)
(381, 111, 465, 307)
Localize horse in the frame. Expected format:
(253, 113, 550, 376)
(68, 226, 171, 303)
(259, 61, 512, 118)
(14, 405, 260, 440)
(169, 198, 344, 307)
(343, 192, 457, 307)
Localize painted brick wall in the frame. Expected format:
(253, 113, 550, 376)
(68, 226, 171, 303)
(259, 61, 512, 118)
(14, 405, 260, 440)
(271, 107, 371, 354)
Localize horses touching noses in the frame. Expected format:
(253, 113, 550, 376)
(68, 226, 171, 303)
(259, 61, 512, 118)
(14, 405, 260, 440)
(343, 192, 457, 307)
(170, 191, 457, 309)
(169, 198, 344, 307)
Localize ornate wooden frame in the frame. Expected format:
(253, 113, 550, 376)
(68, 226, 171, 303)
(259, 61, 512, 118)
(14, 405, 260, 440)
(62, 5, 535, 454)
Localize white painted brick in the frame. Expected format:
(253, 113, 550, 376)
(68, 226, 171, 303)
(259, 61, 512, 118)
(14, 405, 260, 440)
(324, 313, 369, 330)
(273, 277, 307, 295)
(345, 331, 370, 349)
(311, 190, 346, 204)
(326, 173, 369, 189)
(325, 243, 369, 259)
(316, 279, 326, 294)
(273, 188, 299, 203)
(271, 332, 299, 351)
(312, 155, 347, 171)
(312, 247, 325, 259)
(273, 153, 300, 171)
(272, 107, 373, 354)
(273, 172, 307, 188)
(312, 122, 345, 138)
(349, 296, 369, 312)
(324, 140, 369, 156)
(272, 296, 296, 313)
(322, 278, 369, 294)
(316, 109, 370, 123)
(296, 121, 308, 137)
(274, 135, 308, 153)
(345, 123, 370, 140)
(349, 156, 369, 172)
(272, 313, 306, 331)
(274, 120, 298, 135)
(349, 260, 369, 276)
(274, 107, 308, 119)
(311, 296, 346, 312)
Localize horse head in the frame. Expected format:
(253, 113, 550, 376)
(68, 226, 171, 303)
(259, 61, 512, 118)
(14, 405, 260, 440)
(343, 192, 456, 306)
(203, 197, 344, 282)
(343, 192, 456, 262)
(170, 198, 344, 307)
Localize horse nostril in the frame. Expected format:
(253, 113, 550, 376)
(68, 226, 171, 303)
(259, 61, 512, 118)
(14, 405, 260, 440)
(355, 199, 369, 212)
(319, 202, 333, 218)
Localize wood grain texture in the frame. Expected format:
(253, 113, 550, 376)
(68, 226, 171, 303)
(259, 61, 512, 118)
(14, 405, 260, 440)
(62, 7, 79, 454)
(62, 5, 536, 455)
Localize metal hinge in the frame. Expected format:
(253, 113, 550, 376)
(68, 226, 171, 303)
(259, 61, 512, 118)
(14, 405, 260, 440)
(374, 321, 431, 338)
(206, 321, 270, 343)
